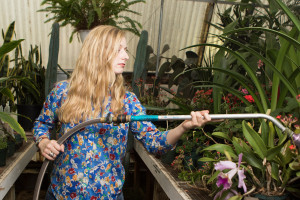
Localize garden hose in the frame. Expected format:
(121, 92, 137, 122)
(33, 113, 299, 200)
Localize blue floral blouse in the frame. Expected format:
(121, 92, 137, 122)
(33, 81, 173, 200)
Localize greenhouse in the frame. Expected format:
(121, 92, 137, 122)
(0, 0, 299, 200)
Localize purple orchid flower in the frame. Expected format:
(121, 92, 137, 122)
(213, 153, 247, 200)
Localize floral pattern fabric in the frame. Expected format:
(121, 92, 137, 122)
(33, 81, 173, 200)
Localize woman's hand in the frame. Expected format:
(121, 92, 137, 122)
(38, 138, 64, 161)
(167, 110, 211, 145)
(181, 110, 211, 131)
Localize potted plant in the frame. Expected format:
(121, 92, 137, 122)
(0, 21, 27, 141)
(39, 0, 145, 42)
(0, 135, 8, 167)
(11, 44, 46, 131)
(199, 116, 299, 200)
(7, 22, 61, 132)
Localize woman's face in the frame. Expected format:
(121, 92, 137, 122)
(112, 37, 129, 74)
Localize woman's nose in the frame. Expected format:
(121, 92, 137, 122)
(123, 51, 129, 60)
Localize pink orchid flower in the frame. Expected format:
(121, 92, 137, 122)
(214, 153, 247, 200)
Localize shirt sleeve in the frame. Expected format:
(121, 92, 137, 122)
(33, 81, 66, 144)
(127, 92, 174, 155)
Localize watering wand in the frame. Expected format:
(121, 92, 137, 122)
(33, 113, 300, 200)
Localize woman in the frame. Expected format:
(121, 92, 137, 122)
(33, 25, 211, 200)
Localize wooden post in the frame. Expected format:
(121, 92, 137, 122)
(197, 2, 215, 66)
(3, 185, 15, 200)
(153, 179, 169, 200)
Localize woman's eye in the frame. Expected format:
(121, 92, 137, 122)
(118, 48, 128, 53)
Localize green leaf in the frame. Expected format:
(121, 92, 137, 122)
(144, 105, 165, 111)
(278, 141, 294, 166)
(242, 121, 267, 159)
(182, 43, 269, 112)
(207, 170, 220, 184)
(268, 122, 275, 147)
(168, 98, 192, 113)
(0, 87, 14, 102)
(276, 126, 287, 145)
(185, 66, 264, 112)
(271, 162, 279, 181)
(270, 30, 293, 111)
(222, 27, 300, 49)
(195, 84, 253, 108)
(228, 196, 243, 200)
(260, 120, 269, 146)
(0, 40, 24, 59)
(0, 112, 26, 141)
(198, 157, 217, 162)
(212, 132, 232, 142)
(266, 143, 284, 161)
(202, 144, 237, 159)
(232, 137, 264, 169)
(216, 32, 298, 104)
(273, 0, 300, 31)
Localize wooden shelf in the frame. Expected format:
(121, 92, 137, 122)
(133, 139, 212, 200)
(0, 139, 38, 199)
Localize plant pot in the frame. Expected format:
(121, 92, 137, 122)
(17, 104, 42, 131)
(79, 30, 90, 42)
(161, 149, 176, 165)
(253, 193, 289, 200)
(6, 139, 15, 157)
(14, 133, 24, 150)
(0, 148, 8, 167)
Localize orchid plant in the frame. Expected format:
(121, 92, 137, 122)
(200, 119, 299, 199)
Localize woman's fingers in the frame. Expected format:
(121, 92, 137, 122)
(41, 139, 64, 160)
(202, 111, 211, 121)
(191, 111, 211, 126)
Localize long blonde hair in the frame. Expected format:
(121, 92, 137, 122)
(59, 25, 126, 123)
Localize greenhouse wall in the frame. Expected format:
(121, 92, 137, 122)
(0, 0, 226, 72)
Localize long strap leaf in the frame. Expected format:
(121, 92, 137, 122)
(183, 43, 269, 112)
(222, 27, 300, 49)
(273, 0, 300, 32)
(242, 121, 267, 159)
(216, 34, 298, 98)
(0, 112, 26, 141)
(194, 84, 253, 108)
(192, 67, 264, 112)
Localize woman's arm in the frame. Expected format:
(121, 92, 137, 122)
(33, 81, 67, 160)
(166, 111, 211, 145)
(128, 92, 211, 154)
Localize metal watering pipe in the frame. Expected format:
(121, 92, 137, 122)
(33, 113, 300, 200)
